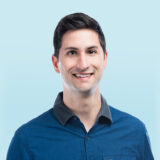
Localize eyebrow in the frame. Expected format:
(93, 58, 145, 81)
(64, 47, 78, 51)
(64, 46, 99, 51)
(87, 46, 98, 50)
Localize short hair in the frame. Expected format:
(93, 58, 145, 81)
(53, 12, 106, 58)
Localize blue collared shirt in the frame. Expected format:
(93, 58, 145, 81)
(7, 92, 154, 160)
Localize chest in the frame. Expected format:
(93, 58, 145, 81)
(28, 127, 139, 160)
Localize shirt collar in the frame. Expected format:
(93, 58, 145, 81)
(53, 92, 112, 126)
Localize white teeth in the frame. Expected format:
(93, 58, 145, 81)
(75, 74, 91, 78)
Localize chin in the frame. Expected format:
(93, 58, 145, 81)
(76, 86, 98, 95)
(72, 83, 99, 94)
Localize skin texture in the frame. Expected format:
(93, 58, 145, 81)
(52, 29, 107, 132)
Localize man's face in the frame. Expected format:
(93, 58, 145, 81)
(52, 29, 107, 94)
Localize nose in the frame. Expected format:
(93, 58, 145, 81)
(77, 53, 89, 70)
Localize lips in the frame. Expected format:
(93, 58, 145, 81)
(73, 73, 94, 78)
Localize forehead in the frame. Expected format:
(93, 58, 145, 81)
(60, 29, 101, 49)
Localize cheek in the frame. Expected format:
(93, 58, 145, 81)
(59, 61, 74, 74)
(92, 57, 104, 69)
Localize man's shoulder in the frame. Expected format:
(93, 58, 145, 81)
(109, 105, 146, 133)
(15, 108, 58, 137)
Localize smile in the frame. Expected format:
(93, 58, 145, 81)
(73, 73, 94, 78)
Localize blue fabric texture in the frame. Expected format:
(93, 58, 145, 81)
(7, 93, 154, 160)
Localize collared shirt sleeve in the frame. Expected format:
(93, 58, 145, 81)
(6, 131, 32, 160)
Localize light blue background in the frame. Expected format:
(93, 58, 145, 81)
(0, 0, 159, 159)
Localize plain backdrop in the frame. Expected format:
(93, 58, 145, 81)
(0, 0, 159, 159)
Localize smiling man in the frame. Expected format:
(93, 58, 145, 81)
(52, 28, 107, 132)
(7, 13, 154, 160)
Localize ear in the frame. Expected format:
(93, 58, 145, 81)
(52, 54, 60, 73)
(103, 51, 108, 69)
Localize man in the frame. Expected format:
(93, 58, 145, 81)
(7, 13, 154, 160)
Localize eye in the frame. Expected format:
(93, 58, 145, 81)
(67, 50, 76, 55)
(88, 50, 97, 54)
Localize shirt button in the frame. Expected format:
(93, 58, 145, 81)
(73, 117, 77, 120)
(86, 136, 90, 140)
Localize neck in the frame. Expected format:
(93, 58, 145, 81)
(63, 88, 101, 132)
